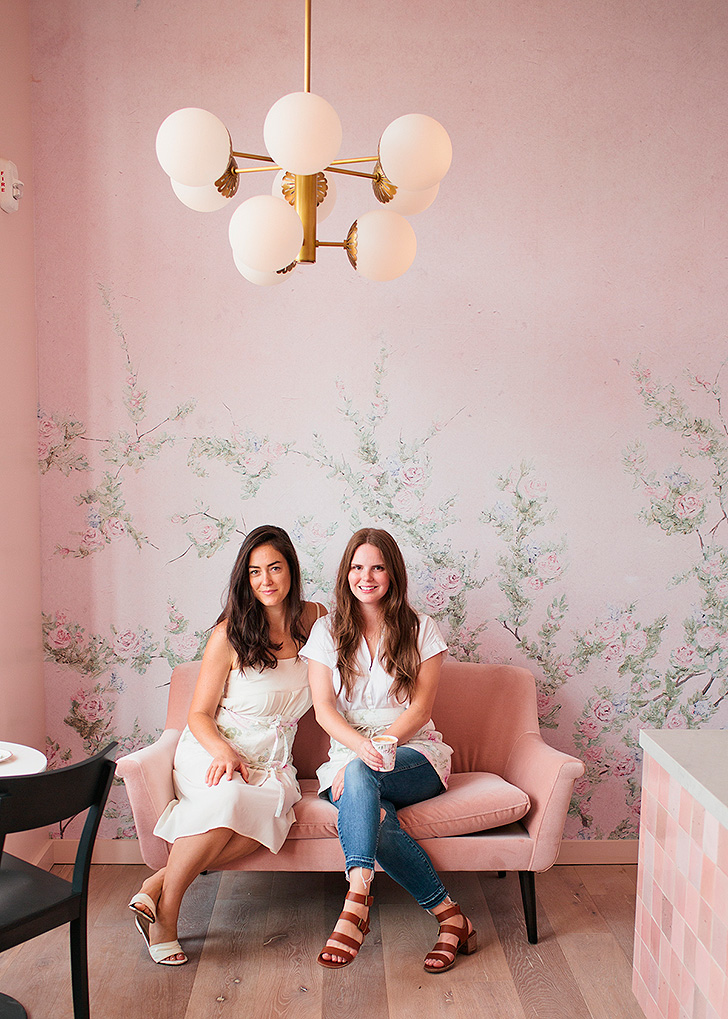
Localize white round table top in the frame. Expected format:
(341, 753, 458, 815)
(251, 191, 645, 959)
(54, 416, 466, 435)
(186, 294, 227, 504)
(0, 741, 48, 776)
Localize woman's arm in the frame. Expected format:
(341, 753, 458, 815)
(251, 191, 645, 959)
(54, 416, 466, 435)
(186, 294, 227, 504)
(302, 600, 328, 635)
(188, 621, 250, 786)
(380, 651, 444, 745)
(308, 659, 384, 771)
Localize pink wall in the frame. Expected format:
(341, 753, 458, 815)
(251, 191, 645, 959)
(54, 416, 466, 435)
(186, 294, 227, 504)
(28, 0, 728, 840)
(0, 0, 44, 746)
(1, 0, 46, 858)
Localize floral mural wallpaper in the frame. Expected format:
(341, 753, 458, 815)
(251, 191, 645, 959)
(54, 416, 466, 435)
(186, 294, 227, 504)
(29, 0, 727, 843)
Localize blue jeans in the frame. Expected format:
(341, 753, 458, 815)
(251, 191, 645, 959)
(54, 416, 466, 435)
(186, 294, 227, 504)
(328, 747, 448, 910)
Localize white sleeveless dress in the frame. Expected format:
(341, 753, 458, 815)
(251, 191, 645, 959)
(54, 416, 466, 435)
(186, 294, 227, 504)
(153, 657, 312, 854)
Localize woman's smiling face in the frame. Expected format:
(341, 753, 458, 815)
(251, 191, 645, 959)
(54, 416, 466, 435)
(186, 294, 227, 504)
(248, 543, 291, 607)
(348, 543, 391, 606)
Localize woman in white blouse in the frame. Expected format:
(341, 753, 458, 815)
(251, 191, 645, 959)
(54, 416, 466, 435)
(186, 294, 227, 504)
(302, 528, 476, 973)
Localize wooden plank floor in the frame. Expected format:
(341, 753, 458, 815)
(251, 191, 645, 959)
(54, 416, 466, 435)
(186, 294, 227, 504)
(0, 864, 644, 1019)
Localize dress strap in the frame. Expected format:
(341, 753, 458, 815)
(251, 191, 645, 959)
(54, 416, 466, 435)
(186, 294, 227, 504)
(314, 601, 325, 620)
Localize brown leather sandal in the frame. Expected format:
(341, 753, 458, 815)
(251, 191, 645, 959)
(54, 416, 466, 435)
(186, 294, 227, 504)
(317, 890, 373, 969)
(424, 903, 477, 973)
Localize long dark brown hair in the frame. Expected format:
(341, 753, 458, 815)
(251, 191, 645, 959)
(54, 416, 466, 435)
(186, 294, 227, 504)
(216, 525, 306, 671)
(332, 528, 420, 701)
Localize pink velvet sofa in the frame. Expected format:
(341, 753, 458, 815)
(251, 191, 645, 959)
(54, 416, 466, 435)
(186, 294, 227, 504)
(116, 660, 584, 942)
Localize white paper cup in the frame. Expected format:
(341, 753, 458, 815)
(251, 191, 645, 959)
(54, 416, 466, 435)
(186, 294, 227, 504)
(371, 734, 398, 771)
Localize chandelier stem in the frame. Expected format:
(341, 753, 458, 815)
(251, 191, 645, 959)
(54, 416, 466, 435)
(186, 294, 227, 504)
(295, 173, 317, 263)
(304, 0, 312, 92)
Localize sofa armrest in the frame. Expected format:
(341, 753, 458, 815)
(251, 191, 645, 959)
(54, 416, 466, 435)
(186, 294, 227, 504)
(116, 729, 180, 870)
(503, 731, 585, 871)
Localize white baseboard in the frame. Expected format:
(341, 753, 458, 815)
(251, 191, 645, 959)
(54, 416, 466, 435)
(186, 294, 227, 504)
(46, 837, 639, 867)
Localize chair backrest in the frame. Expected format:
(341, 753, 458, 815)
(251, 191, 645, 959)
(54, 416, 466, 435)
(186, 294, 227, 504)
(164, 660, 540, 779)
(0, 743, 117, 889)
(0, 743, 118, 835)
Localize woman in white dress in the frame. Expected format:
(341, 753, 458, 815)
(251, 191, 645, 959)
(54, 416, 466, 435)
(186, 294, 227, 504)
(302, 528, 476, 973)
(129, 525, 324, 965)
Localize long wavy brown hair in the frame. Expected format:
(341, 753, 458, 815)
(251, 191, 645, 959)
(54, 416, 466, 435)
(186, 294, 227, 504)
(216, 525, 307, 671)
(332, 528, 420, 701)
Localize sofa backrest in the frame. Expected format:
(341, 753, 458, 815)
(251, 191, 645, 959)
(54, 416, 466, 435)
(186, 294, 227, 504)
(164, 659, 540, 779)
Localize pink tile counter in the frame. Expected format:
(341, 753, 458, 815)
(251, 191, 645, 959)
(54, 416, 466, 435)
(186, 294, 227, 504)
(634, 730, 728, 1019)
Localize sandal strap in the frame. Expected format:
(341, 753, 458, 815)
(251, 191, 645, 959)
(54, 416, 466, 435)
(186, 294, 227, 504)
(149, 939, 187, 965)
(431, 938, 460, 955)
(345, 891, 373, 907)
(436, 922, 464, 937)
(327, 931, 364, 953)
(435, 903, 463, 924)
(427, 948, 455, 964)
(339, 909, 370, 934)
(129, 891, 157, 921)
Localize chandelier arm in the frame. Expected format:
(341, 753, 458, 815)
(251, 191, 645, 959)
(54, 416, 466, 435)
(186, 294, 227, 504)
(234, 165, 282, 174)
(315, 241, 346, 247)
(231, 151, 276, 163)
(324, 166, 378, 180)
(329, 157, 378, 165)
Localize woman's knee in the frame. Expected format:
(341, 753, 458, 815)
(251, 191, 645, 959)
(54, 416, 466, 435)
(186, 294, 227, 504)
(341, 757, 379, 798)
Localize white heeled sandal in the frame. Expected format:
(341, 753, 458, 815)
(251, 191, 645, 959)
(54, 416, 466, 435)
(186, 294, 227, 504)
(134, 914, 187, 966)
(128, 890, 157, 923)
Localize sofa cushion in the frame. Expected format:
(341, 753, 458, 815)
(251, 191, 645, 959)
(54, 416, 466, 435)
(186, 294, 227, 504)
(398, 772, 530, 838)
(287, 779, 339, 838)
(287, 774, 530, 840)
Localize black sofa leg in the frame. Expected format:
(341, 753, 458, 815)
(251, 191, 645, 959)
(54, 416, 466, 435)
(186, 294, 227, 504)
(518, 871, 538, 944)
(497, 870, 506, 878)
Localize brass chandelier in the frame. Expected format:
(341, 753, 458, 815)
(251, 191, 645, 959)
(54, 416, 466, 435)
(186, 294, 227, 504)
(155, 0, 452, 286)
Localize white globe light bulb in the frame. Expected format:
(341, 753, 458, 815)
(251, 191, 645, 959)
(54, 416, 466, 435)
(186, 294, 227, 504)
(381, 182, 439, 216)
(378, 114, 452, 191)
(156, 108, 231, 187)
(233, 248, 294, 286)
(228, 195, 303, 273)
(171, 179, 232, 212)
(264, 92, 342, 176)
(349, 209, 416, 282)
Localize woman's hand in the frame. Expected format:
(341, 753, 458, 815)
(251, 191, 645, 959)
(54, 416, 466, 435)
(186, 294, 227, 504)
(356, 736, 384, 772)
(205, 748, 249, 787)
(330, 765, 348, 802)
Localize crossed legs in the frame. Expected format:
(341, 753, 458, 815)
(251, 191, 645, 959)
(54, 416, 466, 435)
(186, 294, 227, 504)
(319, 751, 475, 969)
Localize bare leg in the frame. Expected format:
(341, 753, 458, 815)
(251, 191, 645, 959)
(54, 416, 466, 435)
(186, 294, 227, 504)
(208, 832, 260, 869)
(148, 828, 243, 961)
(319, 866, 374, 966)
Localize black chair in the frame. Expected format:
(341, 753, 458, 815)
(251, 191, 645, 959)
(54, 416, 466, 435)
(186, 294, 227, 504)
(0, 743, 117, 1019)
